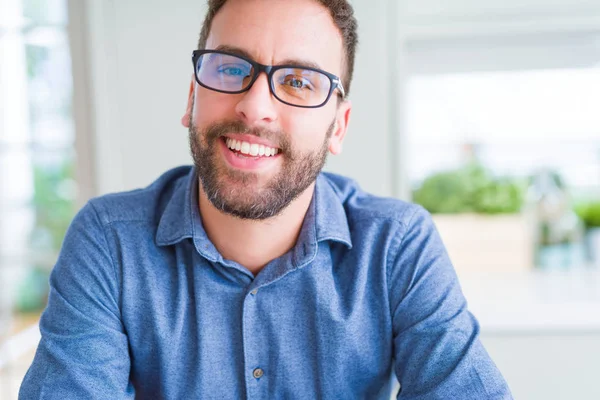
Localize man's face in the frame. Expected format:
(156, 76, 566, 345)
(182, 0, 351, 220)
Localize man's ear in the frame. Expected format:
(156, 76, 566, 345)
(181, 76, 195, 128)
(328, 100, 352, 155)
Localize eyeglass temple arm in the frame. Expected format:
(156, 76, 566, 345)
(335, 80, 346, 98)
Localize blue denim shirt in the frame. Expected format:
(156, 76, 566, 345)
(20, 166, 512, 399)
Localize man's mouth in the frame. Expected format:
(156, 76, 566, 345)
(223, 137, 281, 158)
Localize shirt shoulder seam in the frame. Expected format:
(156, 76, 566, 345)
(88, 201, 123, 320)
(93, 186, 162, 224)
(385, 205, 422, 317)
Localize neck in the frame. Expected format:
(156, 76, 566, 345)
(198, 182, 315, 276)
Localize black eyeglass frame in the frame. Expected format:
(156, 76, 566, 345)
(191, 49, 346, 109)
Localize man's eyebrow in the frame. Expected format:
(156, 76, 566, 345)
(213, 45, 324, 71)
(214, 45, 255, 61)
(278, 58, 322, 71)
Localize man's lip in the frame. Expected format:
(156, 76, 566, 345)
(219, 137, 281, 171)
(222, 134, 280, 150)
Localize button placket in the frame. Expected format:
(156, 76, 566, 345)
(242, 285, 268, 398)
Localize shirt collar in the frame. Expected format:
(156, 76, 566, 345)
(156, 167, 353, 255)
(155, 167, 197, 247)
(312, 173, 353, 249)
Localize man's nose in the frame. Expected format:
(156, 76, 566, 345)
(235, 73, 278, 125)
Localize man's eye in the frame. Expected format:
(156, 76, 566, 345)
(284, 76, 313, 90)
(218, 65, 248, 76)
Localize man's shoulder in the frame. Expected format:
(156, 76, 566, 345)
(87, 165, 193, 226)
(320, 172, 425, 228)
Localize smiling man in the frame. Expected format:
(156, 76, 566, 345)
(20, 0, 512, 399)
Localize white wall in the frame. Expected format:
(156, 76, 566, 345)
(325, 0, 398, 198)
(401, 0, 600, 37)
(84, 0, 205, 194)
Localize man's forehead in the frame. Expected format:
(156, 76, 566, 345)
(206, 0, 344, 74)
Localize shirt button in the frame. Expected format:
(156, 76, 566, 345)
(251, 289, 258, 296)
(253, 368, 264, 379)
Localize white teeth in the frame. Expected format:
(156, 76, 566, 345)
(225, 138, 279, 157)
(240, 142, 250, 154)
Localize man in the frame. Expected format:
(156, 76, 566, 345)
(20, 0, 513, 398)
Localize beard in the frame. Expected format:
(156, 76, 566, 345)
(188, 117, 334, 220)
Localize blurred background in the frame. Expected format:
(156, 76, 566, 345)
(1, 0, 599, 398)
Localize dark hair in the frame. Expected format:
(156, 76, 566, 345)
(197, 0, 358, 97)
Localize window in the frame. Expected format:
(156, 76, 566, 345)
(406, 33, 600, 272)
(1, 0, 80, 396)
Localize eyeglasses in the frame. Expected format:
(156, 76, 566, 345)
(191, 49, 345, 108)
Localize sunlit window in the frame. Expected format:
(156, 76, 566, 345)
(1, 0, 76, 396)
(408, 64, 600, 272)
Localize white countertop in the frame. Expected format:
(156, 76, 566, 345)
(458, 267, 600, 333)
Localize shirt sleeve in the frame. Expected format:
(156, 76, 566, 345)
(19, 201, 135, 399)
(388, 206, 513, 399)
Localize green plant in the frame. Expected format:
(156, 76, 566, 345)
(15, 161, 76, 313)
(15, 267, 51, 313)
(574, 201, 600, 229)
(412, 163, 525, 214)
(30, 161, 76, 252)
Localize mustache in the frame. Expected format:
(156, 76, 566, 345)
(203, 120, 289, 151)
